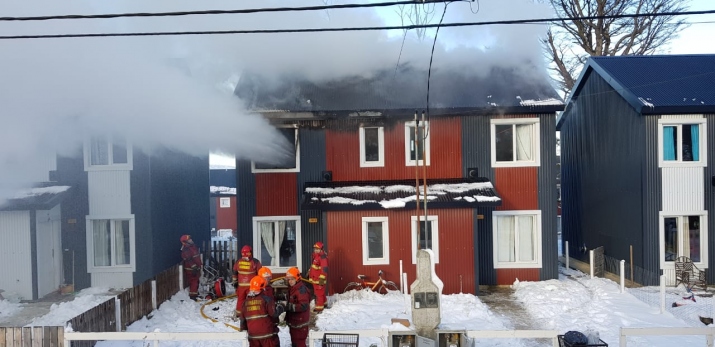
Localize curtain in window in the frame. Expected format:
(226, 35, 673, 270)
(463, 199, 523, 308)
(517, 216, 535, 262)
(691, 125, 699, 161)
(496, 216, 515, 262)
(114, 220, 130, 265)
(90, 137, 109, 165)
(260, 222, 275, 265)
(93, 220, 111, 266)
(515, 124, 533, 161)
(663, 126, 676, 160)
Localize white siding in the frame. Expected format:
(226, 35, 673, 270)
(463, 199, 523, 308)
(36, 205, 63, 298)
(661, 114, 704, 120)
(88, 170, 131, 215)
(662, 167, 705, 212)
(91, 272, 133, 289)
(0, 211, 33, 300)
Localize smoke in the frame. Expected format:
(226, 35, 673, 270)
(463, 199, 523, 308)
(0, 0, 553, 202)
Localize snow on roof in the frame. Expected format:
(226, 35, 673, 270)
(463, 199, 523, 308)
(519, 98, 564, 106)
(210, 186, 236, 195)
(13, 185, 70, 199)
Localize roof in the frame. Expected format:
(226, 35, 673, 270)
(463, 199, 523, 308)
(0, 184, 71, 211)
(558, 54, 715, 127)
(236, 66, 563, 117)
(301, 178, 501, 211)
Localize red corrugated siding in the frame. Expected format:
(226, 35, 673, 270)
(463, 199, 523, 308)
(216, 197, 238, 231)
(494, 167, 538, 210)
(326, 117, 462, 181)
(496, 268, 540, 285)
(255, 173, 297, 216)
(326, 208, 474, 295)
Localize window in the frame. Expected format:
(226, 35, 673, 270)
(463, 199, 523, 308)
(253, 216, 301, 271)
(84, 135, 133, 170)
(660, 212, 708, 265)
(405, 121, 430, 166)
(362, 217, 389, 265)
(491, 119, 540, 167)
(87, 216, 135, 272)
(411, 215, 438, 263)
(658, 119, 707, 167)
(493, 211, 542, 268)
(360, 126, 385, 167)
(219, 197, 231, 208)
(252, 128, 300, 172)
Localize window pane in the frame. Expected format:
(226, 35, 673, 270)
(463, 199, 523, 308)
(683, 124, 699, 162)
(367, 222, 384, 259)
(112, 136, 128, 164)
(114, 220, 130, 265)
(495, 125, 514, 162)
(279, 221, 297, 267)
(364, 127, 380, 162)
(255, 129, 297, 169)
(687, 216, 701, 262)
(515, 124, 533, 161)
(517, 216, 535, 262)
(663, 126, 677, 161)
(93, 220, 111, 266)
(664, 217, 678, 261)
(409, 126, 426, 161)
(419, 221, 432, 250)
(258, 222, 276, 265)
(90, 137, 109, 165)
(496, 216, 515, 262)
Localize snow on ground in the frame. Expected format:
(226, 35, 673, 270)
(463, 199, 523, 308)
(0, 299, 22, 320)
(30, 287, 116, 327)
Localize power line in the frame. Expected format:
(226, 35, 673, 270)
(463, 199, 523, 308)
(0, 1, 419, 22)
(1, 9, 713, 40)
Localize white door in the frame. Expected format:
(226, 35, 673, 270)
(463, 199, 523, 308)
(36, 206, 63, 298)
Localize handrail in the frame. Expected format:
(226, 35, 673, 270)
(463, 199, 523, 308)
(620, 327, 715, 347)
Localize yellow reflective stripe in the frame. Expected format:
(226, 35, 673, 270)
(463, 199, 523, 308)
(238, 283, 251, 286)
(248, 333, 277, 339)
(319, 275, 326, 279)
(288, 322, 310, 328)
(238, 271, 255, 275)
(246, 314, 269, 320)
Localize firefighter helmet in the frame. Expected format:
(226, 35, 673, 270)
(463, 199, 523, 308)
(285, 267, 301, 279)
(313, 241, 324, 250)
(180, 235, 191, 244)
(258, 267, 272, 280)
(249, 276, 266, 292)
(241, 245, 252, 258)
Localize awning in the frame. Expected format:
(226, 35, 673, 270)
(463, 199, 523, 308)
(0, 184, 71, 211)
(301, 178, 501, 211)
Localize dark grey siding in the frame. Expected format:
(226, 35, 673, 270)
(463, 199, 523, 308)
(131, 150, 153, 284)
(142, 149, 210, 284)
(462, 115, 495, 287)
(56, 149, 91, 291)
(30, 210, 38, 299)
(641, 116, 662, 284)
(538, 114, 558, 280)
(706, 114, 715, 282)
(561, 71, 647, 268)
(297, 128, 327, 273)
(237, 160, 256, 248)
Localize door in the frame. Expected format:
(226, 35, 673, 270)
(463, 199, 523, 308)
(36, 206, 63, 298)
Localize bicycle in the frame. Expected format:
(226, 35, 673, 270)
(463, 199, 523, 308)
(343, 270, 399, 294)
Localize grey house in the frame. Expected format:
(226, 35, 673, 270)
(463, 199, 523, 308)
(557, 54, 715, 285)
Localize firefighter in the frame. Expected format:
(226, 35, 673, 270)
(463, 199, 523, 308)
(239, 276, 284, 347)
(180, 235, 202, 301)
(308, 257, 327, 313)
(233, 245, 262, 318)
(258, 267, 275, 299)
(281, 267, 311, 347)
(312, 241, 328, 275)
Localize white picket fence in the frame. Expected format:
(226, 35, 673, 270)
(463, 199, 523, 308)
(64, 331, 248, 346)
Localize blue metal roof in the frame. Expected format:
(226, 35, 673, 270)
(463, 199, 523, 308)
(570, 54, 715, 116)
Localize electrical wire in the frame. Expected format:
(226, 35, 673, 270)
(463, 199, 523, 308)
(425, 1, 452, 129)
(1, 9, 712, 40)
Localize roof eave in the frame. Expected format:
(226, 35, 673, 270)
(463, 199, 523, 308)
(640, 105, 715, 115)
(301, 200, 502, 211)
(256, 105, 564, 120)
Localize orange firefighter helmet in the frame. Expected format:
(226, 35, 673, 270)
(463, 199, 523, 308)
(285, 267, 301, 279)
(258, 267, 272, 279)
(249, 276, 266, 292)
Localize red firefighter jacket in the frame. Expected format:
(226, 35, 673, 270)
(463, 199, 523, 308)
(240, 291, 281, 339)
(312, 251, 329, 274)
(232, 258, 262, 286)
(308, 263, 327, 287)
(181, 244, 202, 272)
(285, 280, 311, 329)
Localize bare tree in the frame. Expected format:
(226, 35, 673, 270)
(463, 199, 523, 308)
(544, 0, 689, 94)
(395, 3, 438, 40)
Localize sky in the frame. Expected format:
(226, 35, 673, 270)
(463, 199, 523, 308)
(2, 266, 713, 347)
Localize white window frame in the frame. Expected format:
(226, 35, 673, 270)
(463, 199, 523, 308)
(361, 217, 390, 265)
(659, 211, 709, 268)
(83, 136, 133, 171)
(411, 215, 439, 264)
(492, 210, 542, 269)
(86, 215, 136, 273)
(359, 126, 385, 167)
(219, 197, 231, 208)
(657, 118, 707, 168)
(490, 118, 540, 168)
(251, 128, 300, 173)
(252, 216, 302, 272)
(404, 121, 431, 167)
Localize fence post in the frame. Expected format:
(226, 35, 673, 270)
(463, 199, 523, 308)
(151, 280, 157, 310)
(115, 298, 122, 332)
(660, 275, 666, 314)
(620, 260, 625, 293)
(178, 264, 184, 291)
(589, 250, 594, 279)
(399, 260, 403, 294)
(565, 241, 569, 270)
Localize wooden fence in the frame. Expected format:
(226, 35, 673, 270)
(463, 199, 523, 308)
(67, 299, 116, 347)
(205, 240, 238, 280)
(0, 326, 64, 347)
